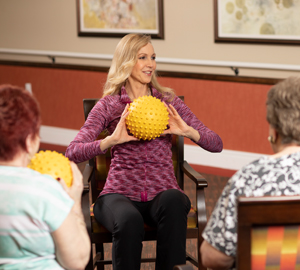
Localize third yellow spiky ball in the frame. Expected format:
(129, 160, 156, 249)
(126, 96, 169, 140)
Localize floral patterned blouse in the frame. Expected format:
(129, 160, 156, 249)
(202, 151, 300, 262)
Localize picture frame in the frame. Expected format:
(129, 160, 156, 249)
(77, 0, 164, 39)
(214, 0, 300, 45)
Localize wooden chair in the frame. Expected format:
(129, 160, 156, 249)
(237, 195, 300, 270)
(81, 97, 208, 270)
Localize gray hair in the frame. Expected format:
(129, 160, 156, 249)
(266, 76, 300, 145)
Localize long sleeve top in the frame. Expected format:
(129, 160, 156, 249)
(65, 86, 223, 201)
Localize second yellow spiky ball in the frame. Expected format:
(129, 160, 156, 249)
(28, 150, 73, 187)
(126, 96, 169, 140)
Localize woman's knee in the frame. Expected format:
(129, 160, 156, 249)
(159, 189, 191, 213)
(94, 195, 144, 237)
(115, 210, 144, 238)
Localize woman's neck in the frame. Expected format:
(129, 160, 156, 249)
(271, 144, 300, 159)
(0, 153, 29, 167)
(125, 81, 150, 101)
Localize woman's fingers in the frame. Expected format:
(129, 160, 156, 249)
(163, 102, 171, 114)
(70, 162, 82, 181)
(65, 162, 84, 202)
(70, 162, 83, 190)
(121, 104, 129, 116)
(58, 177, 68, 192)
(164, 102, 178, 117)
(168, 104, 178, 116)
(119, 104, 131, 124)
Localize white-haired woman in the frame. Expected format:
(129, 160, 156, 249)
(201, 76, 300, 270)
(66, 33, 223, 270)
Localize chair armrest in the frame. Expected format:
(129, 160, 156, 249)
(181, 161, 208, 188)
(80, 163, 93, 234)
(182, 160, 208, 246)
(173, 265, 194, 270)
(81, 163, 93, 193)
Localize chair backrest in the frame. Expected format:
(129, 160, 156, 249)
(237, 196, 300, 270)
(83, 96, 185, 202)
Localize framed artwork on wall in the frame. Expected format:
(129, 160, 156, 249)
(214, 0, 300, 45)
(77, 0, 164, 39)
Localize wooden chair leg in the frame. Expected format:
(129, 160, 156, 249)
(95, 244, 104, 270)
(197, 189, 208, 270)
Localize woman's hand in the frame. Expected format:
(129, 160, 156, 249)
(162, 103, 189, 136)
(100, 104, 139, 151)
(162, 103, 200, 142)
(59, 162, 83, 204)
(53, 161, 90, 270)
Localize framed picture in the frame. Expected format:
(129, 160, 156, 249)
(214, 0, 300, 45)
(77, 0, 164, 39)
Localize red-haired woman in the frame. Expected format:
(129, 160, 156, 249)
(0, 85, 90, 270)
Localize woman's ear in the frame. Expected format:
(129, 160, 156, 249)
(268, 125, 278, 144)
(26, 134, 40, 157)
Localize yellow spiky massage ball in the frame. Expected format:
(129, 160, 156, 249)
(126, 96, 169, 140)
(28, 150, 73, 187)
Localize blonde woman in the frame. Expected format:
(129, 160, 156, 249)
(66, 33, 223, 270)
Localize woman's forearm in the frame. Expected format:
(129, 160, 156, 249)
(197, 130, 223, 152)
(200, 240, 234, 270)
(100, 135, 116, 152)
(184, 126, 200, 142)
(66, 140, 105, 163)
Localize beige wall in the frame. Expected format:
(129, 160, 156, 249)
(0, 0, 299, 78)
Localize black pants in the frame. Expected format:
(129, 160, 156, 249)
(93, 189, 191, 270)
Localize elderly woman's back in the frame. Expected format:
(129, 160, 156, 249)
(200, 76, 300, 270)
(0, 85, 90, 270)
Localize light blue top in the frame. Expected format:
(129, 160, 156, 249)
(0, 166, 74, 269)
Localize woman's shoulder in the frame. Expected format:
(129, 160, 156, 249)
(233, 152, 300, 182)
(170, 95, 184, 104)
(152, 87, 182, 105)
(93, 94, 122, 112)
(99, 94, 121, 104)
(0, 166, 46, 181)
(0, 166, 72, 203)
(228, 156, 270, 182)
(27, 168, 69, 191)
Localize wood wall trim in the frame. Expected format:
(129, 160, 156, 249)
(0, 60, 109, 73)
(0, 60, 281, 85)
(156, 70, 281, 85)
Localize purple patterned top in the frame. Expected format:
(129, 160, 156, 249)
(65, 86, 223, 201)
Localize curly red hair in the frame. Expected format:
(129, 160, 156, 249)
(0, 85, 41, 161)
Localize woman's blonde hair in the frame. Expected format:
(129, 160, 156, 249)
(102, 33, 174, 100)
(266, 76, 300, 145)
